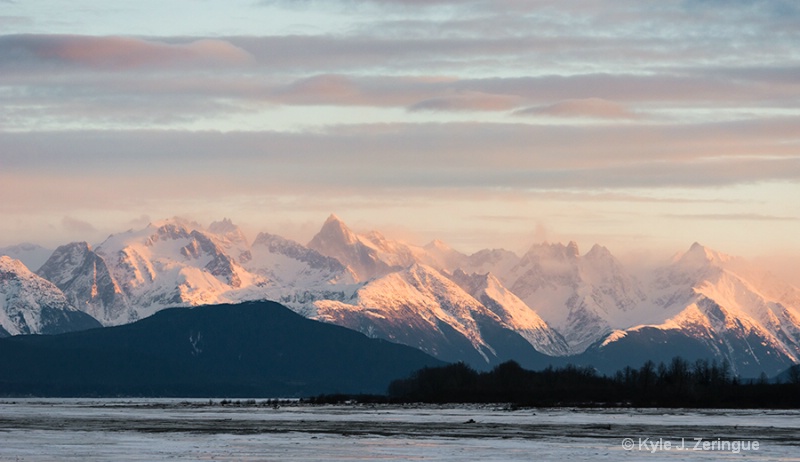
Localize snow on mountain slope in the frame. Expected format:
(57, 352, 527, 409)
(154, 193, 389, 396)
(307, 214, 472, 281)
(92, 220, 255, 323)
(0, 243, 53, 272)
(449, 269, 569, 356)
(208, 218, 252, 265)
(307, 214, 403, 281)
(410, 239, 468, 271)
(315, 263, 533, 365)
(15, 214, 800, 375)
(248, 232, 355, 285)
(36, 242, 132, 325)
(594, 243, 800, 376)
(457, 248, 521, 280)
(237, 232, 359, 314)
(38, 218, 363, 325)
(499, 242, 646, 354)
(0, 256, 101, 336)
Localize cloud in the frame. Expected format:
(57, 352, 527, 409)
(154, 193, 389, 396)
(61, 216, 97, 233)
(515, 98, 639, 119)
(2, 116, 799, 203)
(4, 67, 797, 132)
(408, 92, 519, 112)
(0, 35, 253, 71)
(666, 213, 799, 221)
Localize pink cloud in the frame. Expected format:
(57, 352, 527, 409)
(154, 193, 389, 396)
(9, 35, 253, 70)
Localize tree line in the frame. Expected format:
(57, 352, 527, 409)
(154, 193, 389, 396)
(379, 358, 800, 408)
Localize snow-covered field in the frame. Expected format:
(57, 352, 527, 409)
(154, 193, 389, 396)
(1, 400, 799, 461)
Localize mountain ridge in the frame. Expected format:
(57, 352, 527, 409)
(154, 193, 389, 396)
(2, 215, 799, 376)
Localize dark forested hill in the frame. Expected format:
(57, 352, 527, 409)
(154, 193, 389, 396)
(0, 301, 444, 397)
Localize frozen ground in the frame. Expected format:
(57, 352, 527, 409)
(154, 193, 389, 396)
(1, 399, 799, 461)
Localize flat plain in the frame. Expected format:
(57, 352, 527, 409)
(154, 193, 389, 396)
(1, 399, 799, 461)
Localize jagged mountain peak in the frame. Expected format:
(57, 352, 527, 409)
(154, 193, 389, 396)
(586, 243, 613, 260)
(310, 214, 359, 247)
(324, 213, 344, 225)
(36, 241, 94, 279)
(150, 216, 203, 229)
(208, 218, 248, 244)
(252, 231, 283, 246)
(36, 241, 130, 326)
(208, 218, 238, 234)
(208, 218, 250, 256)
(525, 241, 580, 260)
(307, 215, 398, 281)
(566, 240, 580, 257)
(679, 242, 732, 266)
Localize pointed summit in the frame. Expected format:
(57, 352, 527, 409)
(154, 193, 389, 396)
(680, 242, 731, 266)
(566, 241, 580, 258)
(310, 214, 359, 248)
(324, 213, 344, 225)
(585, 243, 612, 260)
(308, 214, 391, 281)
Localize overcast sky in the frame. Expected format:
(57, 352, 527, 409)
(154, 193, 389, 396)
(1, 0, 799, 263)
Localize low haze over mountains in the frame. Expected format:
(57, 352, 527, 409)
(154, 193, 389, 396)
(2, 214, 800, 377)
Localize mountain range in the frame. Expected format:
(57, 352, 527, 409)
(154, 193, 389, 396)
(2, 214, 799, 377)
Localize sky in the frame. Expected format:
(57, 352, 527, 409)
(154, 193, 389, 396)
(1, 0, 799, 268)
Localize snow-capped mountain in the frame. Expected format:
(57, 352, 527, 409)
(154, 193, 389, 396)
(36, 242, 131, 324)
(307, 214, 529, 284)
(9, 214, 800, 376)
(239, 232, 359, 314)
(586, 243, 800, 376)
(90, 220, 253, 324)
(0, 256, 101, 337)
(307, 214, 408, 281)
(207, 218, 252, 265)
(457, 248, 520, 279)
(449, 269, 569, 356)
(0, 243, 53, 272)
(32, 218, 360, 325)
(495, 242, 647, 354)
(248, 232, 355, 286)
(313, 263, 553, 368)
